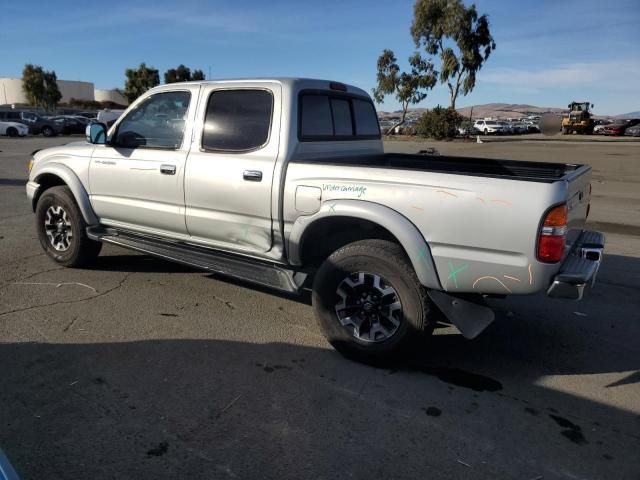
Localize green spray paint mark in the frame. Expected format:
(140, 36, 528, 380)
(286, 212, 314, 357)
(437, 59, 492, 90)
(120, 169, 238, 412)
(447, 261, 468, 289)
(241, 224, 251, 242)
(418, 247, 430, 264)
(322, 184, 367, 198)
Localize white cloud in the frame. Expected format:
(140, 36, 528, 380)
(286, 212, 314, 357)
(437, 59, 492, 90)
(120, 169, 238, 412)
(481, 60, 640, 92)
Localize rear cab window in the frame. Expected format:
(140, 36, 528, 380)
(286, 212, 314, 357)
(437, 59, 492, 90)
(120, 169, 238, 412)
(298, 91, 380, 141)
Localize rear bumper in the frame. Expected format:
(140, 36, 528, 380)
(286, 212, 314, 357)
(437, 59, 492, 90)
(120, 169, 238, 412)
(547, 230, 605, 300)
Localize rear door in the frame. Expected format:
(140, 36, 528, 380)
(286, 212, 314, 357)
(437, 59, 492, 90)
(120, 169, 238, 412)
(184, 83, 281, 254)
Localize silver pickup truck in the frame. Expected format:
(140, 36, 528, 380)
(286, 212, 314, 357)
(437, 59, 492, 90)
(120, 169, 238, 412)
(26, 78, 604, 362)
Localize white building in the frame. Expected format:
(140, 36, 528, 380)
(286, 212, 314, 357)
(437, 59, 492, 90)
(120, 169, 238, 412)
(0, 77, 127, 106)
(94, 88, 127, 105)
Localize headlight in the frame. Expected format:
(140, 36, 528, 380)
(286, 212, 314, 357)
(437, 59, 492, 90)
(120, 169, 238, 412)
(28, 158, 34, 173)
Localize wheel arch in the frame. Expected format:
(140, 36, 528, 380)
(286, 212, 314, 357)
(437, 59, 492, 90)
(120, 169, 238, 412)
(288, 200, 441, 289)
(32, 163, 99, 225)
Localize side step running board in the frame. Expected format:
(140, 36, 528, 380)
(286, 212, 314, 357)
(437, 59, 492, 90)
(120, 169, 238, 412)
(87, 227, 306, 293)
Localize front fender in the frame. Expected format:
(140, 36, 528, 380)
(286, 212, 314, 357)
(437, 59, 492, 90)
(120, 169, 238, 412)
(30, 162, 99, 225)
(288, 200, 442, 289)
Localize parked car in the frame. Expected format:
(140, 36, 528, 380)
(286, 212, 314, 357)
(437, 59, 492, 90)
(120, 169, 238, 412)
(97, 109, 125, 128)
(0, 120, 29, 137)
(48, 115, 90, 135)
(526, 123, 540, 133)
(473, 119, 503, 134)
(497, 121, 514, 134)
(593, 124, 607, 134)
(26, 78, 604, 362)
(511, 122, 529, 134)
(603, 119, 640, 136)
(76, 111, 98, 120)
(0, 110, 62, 136)
(624, 123, 640, 137)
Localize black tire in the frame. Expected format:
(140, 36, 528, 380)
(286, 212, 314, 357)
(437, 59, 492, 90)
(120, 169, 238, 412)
(41, 125, 55, 137)
(35, 186, 102, 268)
(312, 239, 433, 364)
(7, 127, 18, 137)
(483, 128, 488, 135)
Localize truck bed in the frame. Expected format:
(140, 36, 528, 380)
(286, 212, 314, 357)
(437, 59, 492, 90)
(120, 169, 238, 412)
(296, 153, 586, 183)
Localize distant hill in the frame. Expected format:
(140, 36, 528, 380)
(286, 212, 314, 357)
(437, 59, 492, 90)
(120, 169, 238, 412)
(456, 103, 566, 119)
(377, 103, 632, 120)
(615, 111, 640, 119)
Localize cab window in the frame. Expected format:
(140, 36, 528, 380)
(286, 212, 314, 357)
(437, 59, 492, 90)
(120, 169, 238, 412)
(202, 89, 273, 152)
(114, 91, 191, 149)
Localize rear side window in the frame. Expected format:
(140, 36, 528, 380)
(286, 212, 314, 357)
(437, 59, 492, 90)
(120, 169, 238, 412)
(299, 92, 380, 141)
(202, 90, 273, 152)
(300, 95, 333, 137)
(352, 99, 379, 136)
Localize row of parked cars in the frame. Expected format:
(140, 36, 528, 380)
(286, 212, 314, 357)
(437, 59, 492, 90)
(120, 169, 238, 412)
(0, 110, 100, 137)
(470, 119, 540, 135)
(593, 119, 640, 136)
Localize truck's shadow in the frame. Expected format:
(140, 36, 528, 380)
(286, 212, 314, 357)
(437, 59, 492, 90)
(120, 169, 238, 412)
(0, 336, 638, 479)
(3, 253, 636, 478)
(89, 250, 640, 382)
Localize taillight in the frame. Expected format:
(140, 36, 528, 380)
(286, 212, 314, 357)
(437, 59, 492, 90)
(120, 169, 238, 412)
(538, 204, 567, 263)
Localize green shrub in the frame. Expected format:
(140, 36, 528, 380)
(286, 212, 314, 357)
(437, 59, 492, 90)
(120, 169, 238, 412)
(415, 106, 464, 139)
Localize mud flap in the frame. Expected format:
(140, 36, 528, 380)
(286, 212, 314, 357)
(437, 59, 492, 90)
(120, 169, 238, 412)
(428, 291, 495, 339)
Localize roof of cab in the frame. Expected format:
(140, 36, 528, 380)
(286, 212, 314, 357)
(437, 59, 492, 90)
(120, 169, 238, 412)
(150, 77, 370, 98)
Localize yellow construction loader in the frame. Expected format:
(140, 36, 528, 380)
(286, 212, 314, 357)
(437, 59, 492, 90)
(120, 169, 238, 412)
(562, 101, 595, 134)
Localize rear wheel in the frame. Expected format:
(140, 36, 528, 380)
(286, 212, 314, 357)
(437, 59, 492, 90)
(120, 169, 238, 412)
(7, 127, 18, 137)
(41, 126, 54, 137)
(312, 239, 433, 364)
(35, 186, 102, 267)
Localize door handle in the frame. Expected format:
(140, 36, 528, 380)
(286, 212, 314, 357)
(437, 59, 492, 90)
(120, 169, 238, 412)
(243, 170, 262, 182)
(160, 164, 176, 175)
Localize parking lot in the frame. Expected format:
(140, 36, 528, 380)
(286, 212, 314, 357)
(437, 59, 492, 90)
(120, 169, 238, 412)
(1, 136, 639, 479)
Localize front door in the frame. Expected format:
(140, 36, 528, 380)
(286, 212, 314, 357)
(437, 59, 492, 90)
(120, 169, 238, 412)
(89, 87, 199, 237)
(184, 84, 281, 254)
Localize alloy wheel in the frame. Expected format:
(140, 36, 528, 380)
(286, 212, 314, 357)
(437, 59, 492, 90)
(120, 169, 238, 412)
(44, 205, 73, 251)
(334, 272, 403, 343)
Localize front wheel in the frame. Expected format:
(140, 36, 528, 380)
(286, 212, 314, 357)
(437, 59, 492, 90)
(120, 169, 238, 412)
(35, 186, 102, 267)
(41, 126, 55, 137)
(312, 239, 433, 364)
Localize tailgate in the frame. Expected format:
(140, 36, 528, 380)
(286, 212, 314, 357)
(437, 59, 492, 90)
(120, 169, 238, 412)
(565, 165, 592, 246)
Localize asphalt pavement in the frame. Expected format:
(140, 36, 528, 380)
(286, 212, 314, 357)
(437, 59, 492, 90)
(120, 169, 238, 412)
(1, 136, 638, 479)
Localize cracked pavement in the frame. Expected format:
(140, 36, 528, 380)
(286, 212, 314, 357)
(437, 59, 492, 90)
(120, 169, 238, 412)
(1, 136, 639, 479)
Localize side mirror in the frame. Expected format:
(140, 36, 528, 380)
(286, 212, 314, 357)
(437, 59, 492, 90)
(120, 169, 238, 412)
(86, 122, 107, 144)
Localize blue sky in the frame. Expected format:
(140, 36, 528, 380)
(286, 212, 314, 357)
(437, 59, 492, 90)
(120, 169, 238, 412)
(1, 0, 638, 115)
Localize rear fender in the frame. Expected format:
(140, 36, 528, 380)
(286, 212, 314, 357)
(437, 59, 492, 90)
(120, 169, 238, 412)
(288, 200, 442, 289)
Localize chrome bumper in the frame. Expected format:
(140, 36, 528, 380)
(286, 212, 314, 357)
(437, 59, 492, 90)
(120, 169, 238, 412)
(547, 230, 605, 300)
